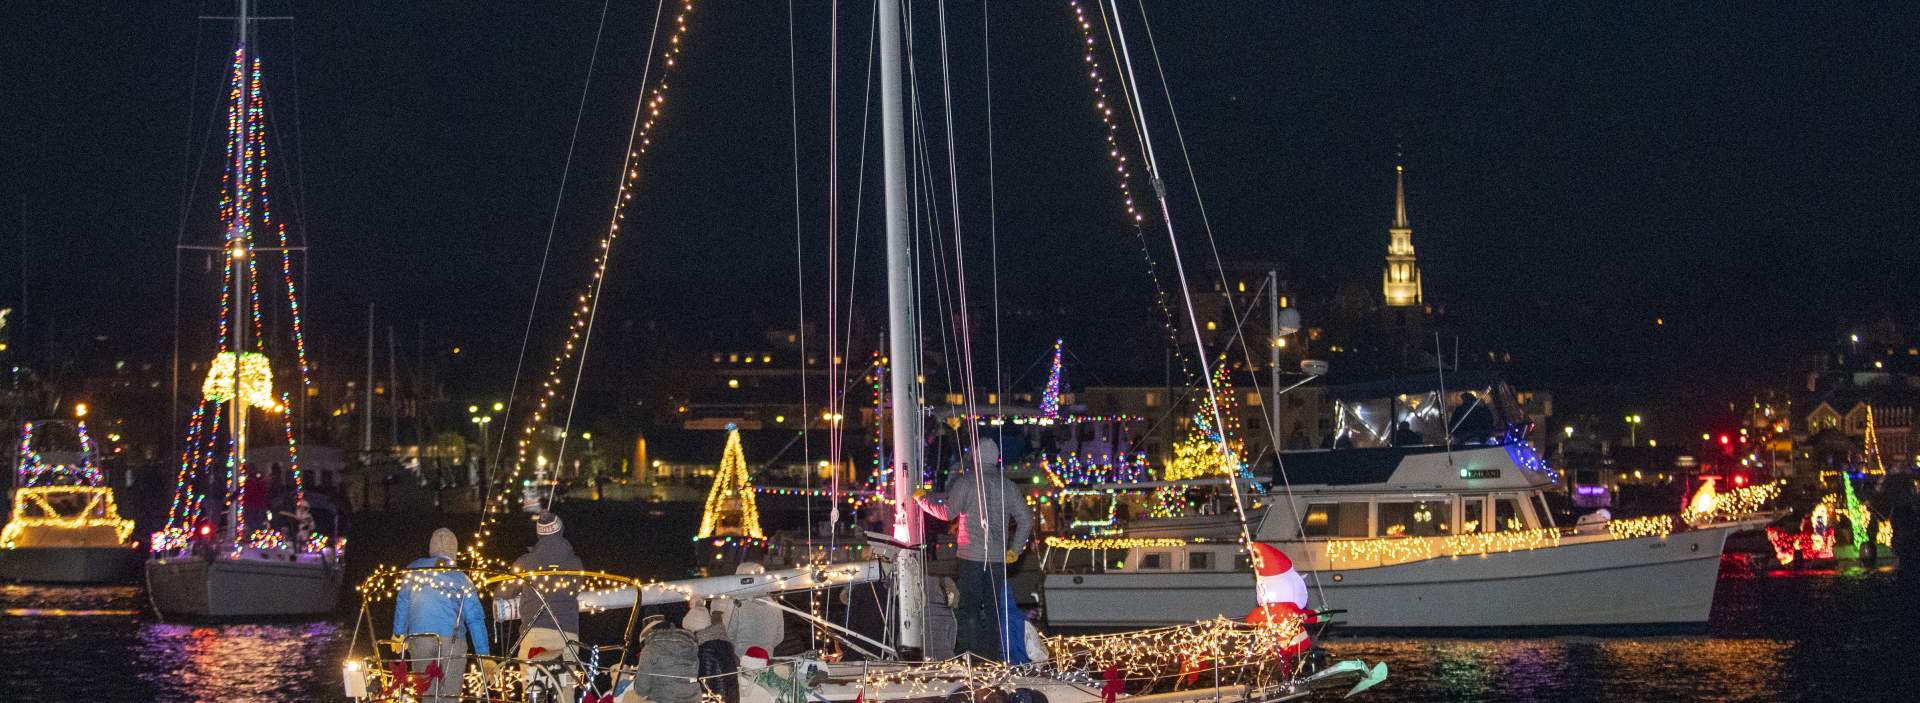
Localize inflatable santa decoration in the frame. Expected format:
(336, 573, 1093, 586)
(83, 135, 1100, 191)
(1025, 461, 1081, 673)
(1243, 541, 1312, 656)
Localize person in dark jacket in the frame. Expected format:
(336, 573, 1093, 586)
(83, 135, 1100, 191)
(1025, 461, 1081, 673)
(508, 511, 585, 665)
(393, 528, 491, 703)
(627, 617, 702, 703)
(1449, 392, 1496, 445)
(686, 605, 739, 703)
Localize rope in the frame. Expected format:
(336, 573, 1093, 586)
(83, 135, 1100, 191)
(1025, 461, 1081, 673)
(495, 0, 620, 475)
(1103, 0, 1254, 552)
(1131, 0, 1327, 609)
(788, 0, 813, 563)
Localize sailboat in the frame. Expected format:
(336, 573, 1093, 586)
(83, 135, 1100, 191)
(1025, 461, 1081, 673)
(0, 419, 139, 583)
(145, 0, 344, 619)
(341, 0, 1385, 699)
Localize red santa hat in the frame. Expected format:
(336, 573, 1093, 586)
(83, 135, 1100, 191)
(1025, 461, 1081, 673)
(742, 645, 771, 669)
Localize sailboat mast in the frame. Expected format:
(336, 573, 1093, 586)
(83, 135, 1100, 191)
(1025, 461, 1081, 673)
(877, 0, 926, 656)
(226, 0, 252, 544)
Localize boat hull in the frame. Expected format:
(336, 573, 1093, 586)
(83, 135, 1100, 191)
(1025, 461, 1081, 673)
(145, 554, 343, 618)
(0, 546, 140, 583)
(1043, 526, 1736, 630)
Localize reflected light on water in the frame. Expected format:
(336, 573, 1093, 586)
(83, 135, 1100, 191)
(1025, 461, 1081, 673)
(137, 621, 344, 702)
(1325, 638, 1790, 702)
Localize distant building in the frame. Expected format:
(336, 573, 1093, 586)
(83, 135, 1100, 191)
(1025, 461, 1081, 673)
(1381, 164, 1423, 309)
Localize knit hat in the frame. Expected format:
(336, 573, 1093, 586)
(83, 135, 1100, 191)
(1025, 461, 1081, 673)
(428, 528, 458, 558)
(534, 511, 563, 536)
(682, 605, 712, 632)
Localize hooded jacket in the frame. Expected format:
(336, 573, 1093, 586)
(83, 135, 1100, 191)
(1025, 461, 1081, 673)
(919, 466, 1034, 562)
(510, 533, 584, 633)
(725, 598, 785, 662)
(392, 556, 491, 656)
(629, 626, 702, 703)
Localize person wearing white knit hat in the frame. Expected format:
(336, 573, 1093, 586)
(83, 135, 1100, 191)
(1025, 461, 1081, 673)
(915, 438, 1033, 661)
(507, 511, 584, 671)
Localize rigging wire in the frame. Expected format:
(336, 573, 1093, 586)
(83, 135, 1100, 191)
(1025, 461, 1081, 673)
(495, 0, 622, 475)
(788, 0, 815, 562)
(1103, 0, 1256, 552)
(826, 0, 842, 551)
(1130, 0, 1327, 607)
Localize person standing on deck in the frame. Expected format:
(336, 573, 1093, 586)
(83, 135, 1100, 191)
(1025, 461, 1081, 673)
(509, 511, 584, 664)
(394, 528, 491, 703)
(916, 438, 1033, 661)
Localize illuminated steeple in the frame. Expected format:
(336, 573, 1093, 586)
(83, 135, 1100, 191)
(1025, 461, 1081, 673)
(1382, 164, 1423, 307)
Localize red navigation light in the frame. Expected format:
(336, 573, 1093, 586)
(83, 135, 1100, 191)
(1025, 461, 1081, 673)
(1732, 474, 1749, 487)
(1718, 435, 1731, 446)
(197, 524, 212, 537)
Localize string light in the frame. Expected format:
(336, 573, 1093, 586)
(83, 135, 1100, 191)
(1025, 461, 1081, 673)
(1326, 527, 1563, 566)
(200, 351, 281, 411)
(1682, 479, 1782, 526)
(1163, 360, 1247, 483)
(695, 426, 765, 541)
(478, 0, 701, 564)
(1064, 0, 1191, 382)
(1044, 535, 1187, 551)
(157, 45, 318, 557)
(1606, 515, 1673, 540)
(0, 486, 136, 548)
(1039, 451, 1153, 488)
(13, 421, 104, 487)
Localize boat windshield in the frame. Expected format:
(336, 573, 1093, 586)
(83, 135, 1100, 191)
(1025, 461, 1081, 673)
(1329, 373, 1528, 449)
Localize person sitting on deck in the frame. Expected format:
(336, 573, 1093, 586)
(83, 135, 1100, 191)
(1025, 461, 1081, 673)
(1449, 392, 1496, 445)
(915, 438, 1034, 662)
(393, 528, 491, 703)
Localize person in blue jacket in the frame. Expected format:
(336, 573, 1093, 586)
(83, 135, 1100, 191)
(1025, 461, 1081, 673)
(394, 528, 491, 702)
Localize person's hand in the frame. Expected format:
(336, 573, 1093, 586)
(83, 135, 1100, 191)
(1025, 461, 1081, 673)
(479, 658, 500, 681)
(1005, 550, 1020, 564)
(913, 486, 931, 501)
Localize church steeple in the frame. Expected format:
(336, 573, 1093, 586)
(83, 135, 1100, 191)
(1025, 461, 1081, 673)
(1382, 164, 1423, 307)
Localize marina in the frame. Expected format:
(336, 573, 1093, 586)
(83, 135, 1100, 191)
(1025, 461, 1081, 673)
(6, 0, 1920, 701)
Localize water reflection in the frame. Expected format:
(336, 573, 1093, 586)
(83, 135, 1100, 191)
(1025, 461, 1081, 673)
(135, 621, 344, 702)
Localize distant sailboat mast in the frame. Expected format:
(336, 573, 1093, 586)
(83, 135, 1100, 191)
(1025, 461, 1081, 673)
(877, 0, 926, 656)
(224, 0, 252, 545)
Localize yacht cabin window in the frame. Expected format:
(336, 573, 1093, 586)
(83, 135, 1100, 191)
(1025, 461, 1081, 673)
(1462, 496, 1487, 533)
(1302, 502, 1370, 538)
(1140, 552, 1170, 570)
(1188, 551, 1211, 571)
(1494, 497, 1526, 532)
(1534, 494, 1556, 529)
(1376, 500, 1450, 537)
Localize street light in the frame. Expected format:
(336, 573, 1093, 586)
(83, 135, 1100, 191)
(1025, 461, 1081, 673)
(73, 403, 89, 419)
(1625, 414, 1643, 447)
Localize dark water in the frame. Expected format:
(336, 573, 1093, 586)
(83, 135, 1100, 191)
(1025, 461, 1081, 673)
(5, 509, 1916, 702)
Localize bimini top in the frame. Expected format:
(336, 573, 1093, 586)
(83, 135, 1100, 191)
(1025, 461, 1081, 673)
(1274, 442, 1557, 492)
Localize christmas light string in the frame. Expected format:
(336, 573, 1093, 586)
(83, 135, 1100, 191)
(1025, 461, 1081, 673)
(476, 1, 700, 565)
(1065, 0, 1191, 383)
(695, 427, 766, 541)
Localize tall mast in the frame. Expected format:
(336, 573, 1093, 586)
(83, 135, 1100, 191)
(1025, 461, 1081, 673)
(877, 0, 926, 656)
(226, 0, 252, 544)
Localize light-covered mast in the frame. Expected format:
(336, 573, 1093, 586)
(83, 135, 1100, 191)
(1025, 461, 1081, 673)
(225, 0, 252, 544)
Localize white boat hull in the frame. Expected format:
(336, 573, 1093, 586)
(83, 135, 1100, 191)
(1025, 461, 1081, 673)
(0, 546, 139, 583)
(1044, 526, 1736, 631)
(146, 553, 343, 618)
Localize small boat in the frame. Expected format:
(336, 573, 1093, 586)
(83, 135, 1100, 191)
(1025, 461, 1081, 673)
(144, 0, 343, 619)
(1041, 426, 1776, 631)
(0, 419, 139, 583)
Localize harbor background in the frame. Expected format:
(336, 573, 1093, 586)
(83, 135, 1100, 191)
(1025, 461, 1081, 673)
(3, 502, 1914, 702)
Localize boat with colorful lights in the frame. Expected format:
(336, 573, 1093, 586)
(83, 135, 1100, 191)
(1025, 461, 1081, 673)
(0, 419, 139, 583)
(143, 1, 344, 618)
(1041, 379, 1779, 631)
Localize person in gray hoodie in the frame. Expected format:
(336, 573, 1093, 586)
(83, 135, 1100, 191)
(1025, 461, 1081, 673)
(627, 616, 701, 703)
(508, 511, 585, 664)
(916, 438, 1032, 661)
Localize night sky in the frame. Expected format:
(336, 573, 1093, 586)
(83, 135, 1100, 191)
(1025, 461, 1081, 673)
(3, 2, 1917, 424)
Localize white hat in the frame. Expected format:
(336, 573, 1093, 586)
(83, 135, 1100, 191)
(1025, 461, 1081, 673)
(682, 606, 712, 632)
(973, 438, 1000, 467)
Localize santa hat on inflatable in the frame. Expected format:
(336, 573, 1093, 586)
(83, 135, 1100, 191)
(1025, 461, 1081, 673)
(1244, 542, 1313, 656)
(741, 645, 771, 671)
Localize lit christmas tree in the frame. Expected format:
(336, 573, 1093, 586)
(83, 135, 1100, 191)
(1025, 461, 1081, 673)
(1862, 405, 1886, 475)
(696, 426, 764, 541)
(1163, 359, 1247, 482)
(1039, 339, 1066, 419)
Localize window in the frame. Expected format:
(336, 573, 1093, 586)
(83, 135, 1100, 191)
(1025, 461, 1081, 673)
(1377, 500, 1448, 537)
(1462, 496, 1486, 533)
(1494, 497, 1526, 532)
(1140, 552, 1170, 570)
(1188, 551, 1211, 571)
(1302, 502, 1370, 538)
(1534, 494, 1556, 529)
